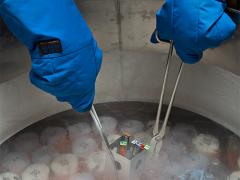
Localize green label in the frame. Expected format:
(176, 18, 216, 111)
(144, 145, 150, 150)
(120, 141, 127, 146)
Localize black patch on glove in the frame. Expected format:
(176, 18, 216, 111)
(37, 39, 62, 55)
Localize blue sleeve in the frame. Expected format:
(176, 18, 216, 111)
(0, 0, 102, 113)
(151, 0, 236, 64)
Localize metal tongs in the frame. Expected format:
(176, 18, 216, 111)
(90, 106, 119, 180)
(150, 30, 184, 154)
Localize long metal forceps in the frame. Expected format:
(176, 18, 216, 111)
(150, 30, 184, 154)
(90, 105, 119, 180)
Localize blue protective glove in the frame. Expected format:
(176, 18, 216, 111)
(150, 0, 236, 64)
(0, 0, 102, 113)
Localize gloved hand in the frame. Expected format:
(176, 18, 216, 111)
(0, 0, 102, 113)
(150, 0, 236, 64)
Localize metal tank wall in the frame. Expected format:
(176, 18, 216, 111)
(0, 0, 239, 144)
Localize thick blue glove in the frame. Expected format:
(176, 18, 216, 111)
(151, 0, 236, 64)
(0, 0, 102, 113)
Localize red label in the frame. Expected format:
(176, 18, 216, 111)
(140, 144, 145, 149)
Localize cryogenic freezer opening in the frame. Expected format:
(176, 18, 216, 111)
(0, 1, 239, 145)
(0, 102, 239, 180)
(0, 1, 239, 179)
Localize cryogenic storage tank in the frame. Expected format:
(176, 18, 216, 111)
(0, 0, 239, 143)
(0, 1, 239, 179)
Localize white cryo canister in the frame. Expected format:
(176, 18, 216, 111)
(22, 164, 50, 180)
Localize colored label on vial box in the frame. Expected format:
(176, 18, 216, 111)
(124, 133, 131, 137)
(132, 140, 137, 144)
(140, 144, 145, 149)
(120, 143, 126, 157)
(120, 141, 127, 146)
(144, 145, 150, 150)
(136, 142, 142, 147)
